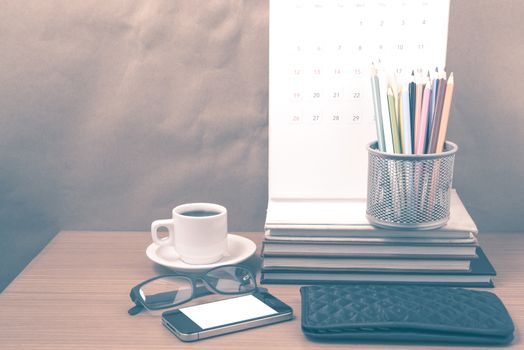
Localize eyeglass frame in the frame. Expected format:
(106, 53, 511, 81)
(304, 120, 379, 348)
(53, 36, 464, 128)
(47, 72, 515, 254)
(128, 264, 261, 315)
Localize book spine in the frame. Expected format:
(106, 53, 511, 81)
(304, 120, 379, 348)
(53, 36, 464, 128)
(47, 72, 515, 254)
(260, 275, 493, 288)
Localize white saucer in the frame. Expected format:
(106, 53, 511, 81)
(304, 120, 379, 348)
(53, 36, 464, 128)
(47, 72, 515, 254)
(146, 234, 257, 272)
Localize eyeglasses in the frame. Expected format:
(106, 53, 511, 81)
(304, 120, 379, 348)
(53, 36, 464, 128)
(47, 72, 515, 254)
(128, 265, 258, 315)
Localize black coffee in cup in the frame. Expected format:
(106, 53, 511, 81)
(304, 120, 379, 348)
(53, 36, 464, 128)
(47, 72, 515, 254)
(181, 210, 220, 217)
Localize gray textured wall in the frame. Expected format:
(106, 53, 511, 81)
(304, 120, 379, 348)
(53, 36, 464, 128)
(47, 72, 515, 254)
(446, 1, 524, 231)
(1, 1, 524, 290)
(1, 1, 269, 233)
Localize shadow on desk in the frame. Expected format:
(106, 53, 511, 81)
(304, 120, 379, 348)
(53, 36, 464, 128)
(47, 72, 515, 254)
(0, 224, 59, 292)
(151, 253, 262, 276)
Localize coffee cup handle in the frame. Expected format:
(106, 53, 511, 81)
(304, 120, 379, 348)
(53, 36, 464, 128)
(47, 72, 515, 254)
(151, 219, 174, 246)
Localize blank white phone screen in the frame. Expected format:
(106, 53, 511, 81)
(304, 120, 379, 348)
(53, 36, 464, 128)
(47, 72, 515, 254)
(180, 295, 278, 330)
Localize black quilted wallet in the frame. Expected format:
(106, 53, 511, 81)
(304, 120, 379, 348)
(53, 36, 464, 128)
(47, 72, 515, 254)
(300, 285, 514, 345)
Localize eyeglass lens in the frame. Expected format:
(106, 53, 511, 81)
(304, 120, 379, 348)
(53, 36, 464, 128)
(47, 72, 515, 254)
(139, 276, 193, 308)
(205, 266, 256, 293)
(137, 266, 256, 310)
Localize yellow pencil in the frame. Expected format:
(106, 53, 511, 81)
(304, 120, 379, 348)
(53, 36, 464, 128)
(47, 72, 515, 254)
(398, 87, 405, 152)
(387, 87, 402, 154)
(436, 73, 455, 152)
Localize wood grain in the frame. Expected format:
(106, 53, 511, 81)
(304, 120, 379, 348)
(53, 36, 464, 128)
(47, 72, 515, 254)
(0, 231, 522, 349)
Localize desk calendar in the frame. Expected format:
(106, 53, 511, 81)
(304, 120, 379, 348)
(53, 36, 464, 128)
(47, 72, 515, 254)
(267, 0, 450, 225)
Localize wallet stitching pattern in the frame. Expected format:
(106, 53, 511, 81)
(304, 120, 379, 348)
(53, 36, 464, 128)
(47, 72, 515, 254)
(301, 285, 514, 339)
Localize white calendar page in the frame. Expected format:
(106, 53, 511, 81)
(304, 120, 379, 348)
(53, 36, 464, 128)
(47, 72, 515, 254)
(267, 0, 449, 225)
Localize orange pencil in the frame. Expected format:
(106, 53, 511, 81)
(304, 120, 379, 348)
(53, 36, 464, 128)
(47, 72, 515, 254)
(436, 73, 455, 152)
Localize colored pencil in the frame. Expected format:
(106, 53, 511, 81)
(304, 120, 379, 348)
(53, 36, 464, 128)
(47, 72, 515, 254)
(426, 68, 440, 153)
(370, 64, 386, 151)
(414, 74, 423, 152)
(415, 81, 431, 154)
(377, 66, 394, 153)
(436, 73, 455, 152)
(398, 87, 405, 151)
(391, 75, 402, 154)
(372, 67, 455, 155)
(387, 87, 402, 154)
(408, 71, 416, 147)
(401, 84, 412, 154)
(427, 71, 447, 153)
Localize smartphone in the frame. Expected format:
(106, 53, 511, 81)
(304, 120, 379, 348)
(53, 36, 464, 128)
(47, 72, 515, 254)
(162, 291, 293, 341)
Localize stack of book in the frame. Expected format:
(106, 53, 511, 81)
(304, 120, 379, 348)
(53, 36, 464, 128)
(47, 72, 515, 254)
(261, 190, 496, 287)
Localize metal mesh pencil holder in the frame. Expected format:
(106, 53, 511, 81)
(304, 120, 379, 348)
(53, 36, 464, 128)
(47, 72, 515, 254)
(366, 141, 458, 230)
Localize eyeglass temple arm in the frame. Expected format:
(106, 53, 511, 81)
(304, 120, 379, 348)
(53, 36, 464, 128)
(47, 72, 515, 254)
(128, 304, 144, 316)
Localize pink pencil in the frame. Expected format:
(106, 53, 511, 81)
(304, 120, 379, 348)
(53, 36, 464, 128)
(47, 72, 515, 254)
(415, 81, 431, 154)
(413, 76, 423, 151)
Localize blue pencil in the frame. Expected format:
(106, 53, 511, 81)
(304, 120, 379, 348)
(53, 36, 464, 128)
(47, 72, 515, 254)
(370, 64, 386, 151)
(408, 71, 416, 147)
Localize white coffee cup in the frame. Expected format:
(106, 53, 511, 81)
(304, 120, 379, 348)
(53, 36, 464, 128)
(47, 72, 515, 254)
(151, 203, 228, 265)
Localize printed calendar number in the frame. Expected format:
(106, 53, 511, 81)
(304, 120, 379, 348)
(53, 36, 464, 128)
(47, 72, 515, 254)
(289, 87, 303, 102)
(290, 113, 301, 123)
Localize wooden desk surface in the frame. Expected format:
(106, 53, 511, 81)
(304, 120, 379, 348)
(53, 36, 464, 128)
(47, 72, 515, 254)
(0, 231, 522, 349)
